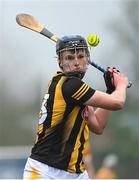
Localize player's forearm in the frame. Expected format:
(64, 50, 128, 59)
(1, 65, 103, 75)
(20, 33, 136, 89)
(94, 108, 112, 130)
(93, 86, 127, 130)
(110, 85, 127, 108)
(87, 106, 111, 134)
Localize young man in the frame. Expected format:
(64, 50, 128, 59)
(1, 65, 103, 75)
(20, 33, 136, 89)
(23, 35, 128, 179)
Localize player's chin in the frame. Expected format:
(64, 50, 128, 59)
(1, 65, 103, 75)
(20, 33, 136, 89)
(75, 66, 88, 72)
(79, 67, 88, 73)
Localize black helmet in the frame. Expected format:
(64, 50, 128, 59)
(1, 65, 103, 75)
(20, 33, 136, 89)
(56, 35, 88, 54)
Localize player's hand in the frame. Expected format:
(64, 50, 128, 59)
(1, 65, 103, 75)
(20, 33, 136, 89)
(112, 68, 129, 88)
(103, 67, 115, 94)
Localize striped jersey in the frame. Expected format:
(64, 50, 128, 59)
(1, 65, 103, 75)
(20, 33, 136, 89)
(30, 72, 96, 173)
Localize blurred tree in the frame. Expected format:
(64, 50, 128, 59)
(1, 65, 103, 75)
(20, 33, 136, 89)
(0, 77, 41, 146)
(108, 0, 139, 160)
(92, 1, 139, 178)
(108, 0, 139, 102)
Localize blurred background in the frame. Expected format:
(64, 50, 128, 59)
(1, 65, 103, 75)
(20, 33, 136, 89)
(0, 0, 139, 178)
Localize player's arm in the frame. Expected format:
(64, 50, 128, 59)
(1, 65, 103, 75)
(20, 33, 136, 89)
(85, 70, 128, 134)
(84, 70, 128, 110)
(87, 106, 112, 134)
(86, 84, 128, 134)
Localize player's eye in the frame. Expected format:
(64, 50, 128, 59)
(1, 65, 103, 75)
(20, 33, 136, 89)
(65, 55, 75, 61)
(78, 54, 85, 59)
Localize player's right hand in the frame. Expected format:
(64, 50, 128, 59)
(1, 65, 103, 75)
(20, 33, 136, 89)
(112, 68, 129, 88)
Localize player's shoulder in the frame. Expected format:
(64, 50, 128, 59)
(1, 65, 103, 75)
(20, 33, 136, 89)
(62, 75, 88, 96)
(52, 72, 88, 92)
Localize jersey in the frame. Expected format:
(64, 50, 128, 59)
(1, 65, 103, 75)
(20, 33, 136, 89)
(30, 72, 96, 173)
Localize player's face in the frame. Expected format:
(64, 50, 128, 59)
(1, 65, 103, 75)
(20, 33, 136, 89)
(59, 48, 89, 73)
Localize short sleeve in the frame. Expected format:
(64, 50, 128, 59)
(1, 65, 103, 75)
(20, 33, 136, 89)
(62, 77, 96, 106)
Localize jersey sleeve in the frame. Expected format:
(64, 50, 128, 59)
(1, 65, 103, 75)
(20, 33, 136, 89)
(62, 77, 96, 106)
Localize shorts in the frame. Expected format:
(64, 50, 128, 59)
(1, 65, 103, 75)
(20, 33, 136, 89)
(23, 157, 90, 179)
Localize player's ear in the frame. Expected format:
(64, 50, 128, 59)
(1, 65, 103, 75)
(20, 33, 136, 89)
(58, 52, 65, 70)
(87, 56, 90, 64)
(58, 59, 64, 70)
(86, 49, 90, 64)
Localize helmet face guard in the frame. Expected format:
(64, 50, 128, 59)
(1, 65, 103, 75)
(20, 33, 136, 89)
(56, 35, 90, 79)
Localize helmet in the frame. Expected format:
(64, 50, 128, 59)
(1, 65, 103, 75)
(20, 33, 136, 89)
(56, 35, 88, 54)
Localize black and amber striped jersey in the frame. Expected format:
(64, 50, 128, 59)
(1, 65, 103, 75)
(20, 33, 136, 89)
(30, 72, 96, 173)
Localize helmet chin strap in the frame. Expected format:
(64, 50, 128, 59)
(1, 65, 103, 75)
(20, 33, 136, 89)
(60, 61, 88, 79)
(59, 63, 86, 79)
